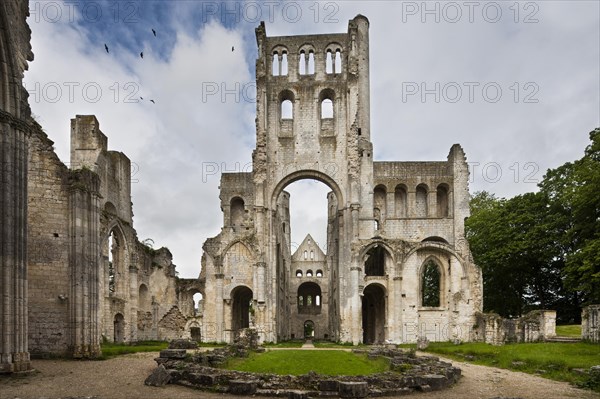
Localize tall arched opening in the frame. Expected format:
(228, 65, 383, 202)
(362, 284, 386, 344)
(231, 286, 253, 333)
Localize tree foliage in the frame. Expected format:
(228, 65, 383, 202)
(466, 128, 600, 322)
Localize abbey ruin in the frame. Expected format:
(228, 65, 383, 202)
(1, 0, 487, 373)
(199, 16, 483, 344)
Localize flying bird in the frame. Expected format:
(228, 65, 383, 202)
(232, 46, 234, 52)
(150, 99, 155, 104)
(140, 96, 143, 100)
(152, 28, 156, 37)
(140, 51, 144, 59)
(104, 43, 109, 53)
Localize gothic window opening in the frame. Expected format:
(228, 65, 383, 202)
(306, 269, 313, 277)
(299, 51, 306, 75)
(325, 50, 333, 74)
(308, 51, 315, 74)
(422, 259, 441, 307)
(296, 270, 303, 277)
(281, 52, 288, 75)
(316, 270, 323, 277)
(364, 245, 387, 277)
(272, 52, 280, 76)
(335, 49, 342, 73)
(108, 231, 116, 294)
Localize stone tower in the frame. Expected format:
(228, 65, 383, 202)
(200, 15, 482, 344)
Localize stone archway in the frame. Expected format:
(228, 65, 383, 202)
(362, 284, 385, 344)
(231, 286, 253, 333)
(113, 313, 125, 343)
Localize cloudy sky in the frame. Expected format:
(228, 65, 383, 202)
(24, 1, 599, 278)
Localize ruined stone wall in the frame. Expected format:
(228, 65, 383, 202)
(582, 305, 600, 343)
(473, 310, 556, 345)
(27, 124, 70, 356)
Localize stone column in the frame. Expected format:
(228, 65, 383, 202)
(0, 117, 31, 373)
(0, 0, 34, 374)
(68, 169, 101, 358)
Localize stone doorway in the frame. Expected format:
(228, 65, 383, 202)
(362, 285, 385, 344)
(113, 313, 125, 343)
(190, 327, 201, 341)
(232, 286, 253, 332)
(304, 320, 315, 338)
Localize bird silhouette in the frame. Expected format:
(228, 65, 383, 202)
(150, 99, 155, 104)
(152, 29, 156, 37)
(232, 46, 234, 52)
(140, 96, 143, 100)
(104, 44, 109, 53)
(140, 52, 144, 59)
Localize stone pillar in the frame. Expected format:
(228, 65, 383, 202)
(0, 117, 31, 373)
(215, 274, 224, 342)
(68, 169, 101, 358)
(0, 0, 34, 373)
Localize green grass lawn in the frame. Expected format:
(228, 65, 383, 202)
(224, 350, 389, 375)
(100, 340, 169, 359)
(556, 325, 582, 337)
(424, 341, 600, 391)
(262, 340, 305, 348)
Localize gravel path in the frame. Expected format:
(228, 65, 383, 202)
(0, 351, 597, 399)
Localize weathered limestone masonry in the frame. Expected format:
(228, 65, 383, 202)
(200, 16, 483, 344)
(0, 0, 34, 373)
(473, 310, 556, 345)
(582, 305, 600, 343)
(27, 115, 184, 357)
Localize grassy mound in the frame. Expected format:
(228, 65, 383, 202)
(224, 350, 389, 375)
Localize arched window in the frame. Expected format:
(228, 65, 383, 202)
(421, 260, 441, 307)
(321, 99, 333, 119)
(365, 245, 387, 277)
(272, 52, 280, 76)
(304, 250, 308, 260)
(298, 282, 321, 314)
(306, 269, 313, 277)
(296, 269, 303, 277)
(325, 50, 333, 74)
(335, 49, 342, 73)
(230, 197, 245, 228)
(310, 250, 314, 260)
(107, 231, 117, 294)
(395, 184, 407, 218)
(416, 184, 428, 217)
(316, 270, 323, 277)
(299, 51, 307, 75)
(281, 52, 288, 75)
(308, 51, 315, 74)
(437, 184, 449, 217)
(281, 99, 293, 119)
